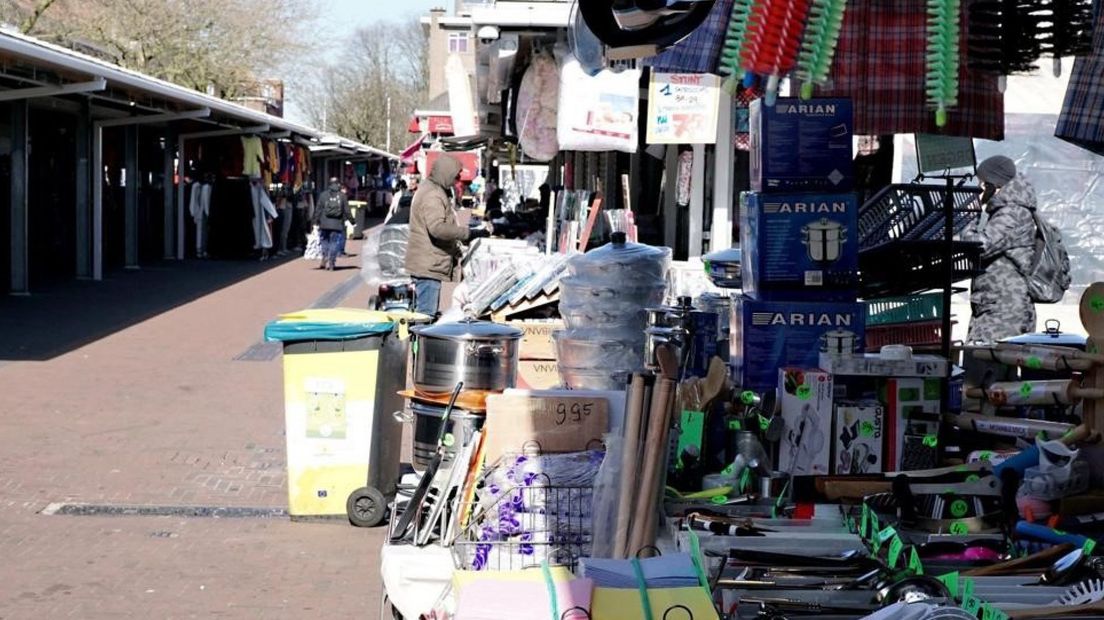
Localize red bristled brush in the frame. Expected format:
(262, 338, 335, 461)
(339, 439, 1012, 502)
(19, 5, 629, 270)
(741, 0, 812, 103)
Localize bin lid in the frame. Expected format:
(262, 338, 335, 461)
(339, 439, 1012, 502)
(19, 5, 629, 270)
(264, 308, 413, 342)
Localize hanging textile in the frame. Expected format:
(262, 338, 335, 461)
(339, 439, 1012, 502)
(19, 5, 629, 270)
(241, 135, 264, 177)
(1056, 0, 1104, 155)
(647, 0, 735, 74)
(817, 0, 1004, 140)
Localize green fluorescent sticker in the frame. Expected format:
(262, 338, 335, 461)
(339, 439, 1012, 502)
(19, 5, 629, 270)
(442, 433, 455, 448)
(861, 504, 870, 539)
(963, 596, 981, 616)
(860, 421, 875, 437)
(796, 385, 812, 401)
(711, 495, 727, 505)
(908, 547, 924, 575)
(740, 391, 757, 405)
(887, 535, 904, 568)
(728, 419, 742, 431)
(758, 415, 770, 432)
(937, 571, 959, 599)
(950, 521, 969, 536)
(922, 434, 938, 448)
(1091, 295, 1104, 313)
(966, 474, 980, 483)
(722, 463, 735, 476)
(1026, 356, 1043, 369)
(870, 512, 881, 543)
(1020, 382, 1033, 398)
(961, 578, 975, 604)
(950, 499, 969, 518)
(878, 525, 897, 544)
(1083, 538, 1097, 556)
(738, 468, 751, 493)
(978, 450, 994, 462)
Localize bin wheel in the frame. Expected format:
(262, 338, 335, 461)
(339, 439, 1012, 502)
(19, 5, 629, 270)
(347, 486, 387, 527)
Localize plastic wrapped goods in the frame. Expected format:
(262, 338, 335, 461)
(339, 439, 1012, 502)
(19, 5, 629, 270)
(557, 56, 641, 153)
(517, 51, 561, 162)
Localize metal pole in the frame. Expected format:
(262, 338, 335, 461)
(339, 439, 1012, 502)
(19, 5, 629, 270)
(163, 128, 175, 260)
(177, 136, 186, 260)
(9, 100, 28, 294)
(93, 124, 103, 281)
(386, 96, 392, 154)
(124, 124, 138, 270)
(75, 98, 92, 279)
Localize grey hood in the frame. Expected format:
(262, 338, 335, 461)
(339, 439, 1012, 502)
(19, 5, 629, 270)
(988, 173, 1037, 213)
(427, 155, 463, 190)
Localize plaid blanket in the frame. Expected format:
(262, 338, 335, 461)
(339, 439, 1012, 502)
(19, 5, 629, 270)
(646, 0, 734, 74)
(1056, 0, 1104, 155)
(817, 0, 1004, 140)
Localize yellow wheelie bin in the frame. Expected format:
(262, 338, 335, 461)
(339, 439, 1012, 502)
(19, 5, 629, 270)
(264, 308, 426, 526)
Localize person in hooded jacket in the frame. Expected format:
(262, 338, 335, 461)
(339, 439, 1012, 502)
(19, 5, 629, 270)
(313, 177, 354, 271)
(962, 155, 1038, 343)
(405, 154, 490, 317)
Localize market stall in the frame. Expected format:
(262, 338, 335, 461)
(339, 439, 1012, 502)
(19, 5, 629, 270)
(364, 1, 1104, 618)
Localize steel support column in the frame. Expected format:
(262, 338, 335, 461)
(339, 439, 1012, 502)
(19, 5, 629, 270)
(711, 93, 735, 250)
(75, 98, 92, 278)
(163, 128, 175, 259)
(124, 124, 138, 269)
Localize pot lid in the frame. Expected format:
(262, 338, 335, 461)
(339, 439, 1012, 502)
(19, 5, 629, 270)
(579, 0, 715, 55)
(412, 318, 523, 341)
(703, 247, 741, 265)
(569, 232, 672, 273)
(824, 329, 856, 338)
(804, 218, 843, 231)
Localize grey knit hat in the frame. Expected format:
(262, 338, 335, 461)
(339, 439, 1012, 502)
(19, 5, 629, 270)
(977, 155, 1017, 187)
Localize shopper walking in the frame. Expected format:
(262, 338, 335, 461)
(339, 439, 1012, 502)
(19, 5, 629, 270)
(405, 155, 490, 317)
(963, 155, 1037, 343)
(313, 177, 353, 271)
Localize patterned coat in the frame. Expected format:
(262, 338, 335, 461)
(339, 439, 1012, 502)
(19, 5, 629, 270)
(962, 174, 1038, 343)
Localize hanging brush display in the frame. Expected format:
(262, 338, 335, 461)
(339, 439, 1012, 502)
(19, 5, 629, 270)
(1039, 0, 1096, 76)
(966, 0, 1047, 91)
(718, 0, 758, 94)
(927, 0, 962, 127)
(795, 0, 849, 100)
(741, 0, 812, 104)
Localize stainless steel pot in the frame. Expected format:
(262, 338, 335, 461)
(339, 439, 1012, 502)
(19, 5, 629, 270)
(405, 400, 485, 471)
(411, 319, 523, 392)
(802, 218, 847, 263)
(821, 329, 859, 355)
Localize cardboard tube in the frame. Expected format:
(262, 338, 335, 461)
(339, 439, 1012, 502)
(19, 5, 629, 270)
(972, 344, 1104, 371)
(628, 376, 676, 556)
(613, 373, 648, 559)
(965, 380, 1104, 406)
(955, 412, 1075, 440)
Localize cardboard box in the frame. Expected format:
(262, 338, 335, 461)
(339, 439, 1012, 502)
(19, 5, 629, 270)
(516, 360, 561, 390)
(818, 352, 949, 378)
(778, 368, 833, 476)
(731, 296, 865, 391)
(833, 401, 884, 474)
(750, 98, 854, 193)
(741, 192, 859, 300)
(484, 393, 609, 462)
(507, 320, 563, 361)
(882, 378, 942, 471)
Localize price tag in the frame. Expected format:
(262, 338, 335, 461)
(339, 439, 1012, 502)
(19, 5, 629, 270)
(950, 521, 970, 536)
(1083, 538, 1097, 556)
(937, 571, 959, 599)
(963, 596, 981, 616)
(961, 578, 975, 605)
(950, 499, 969, 518)
(887, 535, 904, 568)
(860, 504, 870, 539)
(1020, 382, 1033, 399)
(923, 434, 939, 448)
(878, 525, 898, 544)
(796, 385, 812, 401)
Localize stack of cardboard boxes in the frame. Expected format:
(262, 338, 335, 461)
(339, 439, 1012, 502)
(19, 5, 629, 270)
(731, 98, 866, 476)
(511, 320, 563, 390)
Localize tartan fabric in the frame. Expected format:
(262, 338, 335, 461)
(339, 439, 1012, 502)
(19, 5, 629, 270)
(817, 0, 1004, 140)
(1056, 0, 1104, 155)
(647, 0, 734, 74)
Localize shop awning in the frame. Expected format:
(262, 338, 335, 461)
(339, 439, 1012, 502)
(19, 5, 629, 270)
(428, 116, 454, 135)
(401, 134, 427, 164)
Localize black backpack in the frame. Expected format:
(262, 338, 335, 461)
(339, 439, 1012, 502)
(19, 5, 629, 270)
(324, 192, 344, 219)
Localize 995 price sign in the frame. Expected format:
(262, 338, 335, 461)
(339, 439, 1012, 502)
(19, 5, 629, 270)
(555, 401, 595, 426)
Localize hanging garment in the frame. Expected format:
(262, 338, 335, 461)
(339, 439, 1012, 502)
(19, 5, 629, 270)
(1056, 0, 1104, 156)
(189, 181, 213, 256)
(646, 0, 734, 74)
(817, 0, 1004, 140)
(241, 136, 264, 177)
(250, 180, 276, 249)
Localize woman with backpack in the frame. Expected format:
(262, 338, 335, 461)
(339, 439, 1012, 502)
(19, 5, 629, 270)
(963, 156, 1039, 343)
(313, 177, 354, 271)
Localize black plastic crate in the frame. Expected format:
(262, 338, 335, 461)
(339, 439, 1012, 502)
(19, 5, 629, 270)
(858, 184, 983, 251)
(860, 241, 984, 298)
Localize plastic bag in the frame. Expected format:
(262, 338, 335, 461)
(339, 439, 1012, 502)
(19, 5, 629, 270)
(589, 432, 621, 559)
(557, 57, 641, 153)
(517, 51, 561, 162)
(303, 226, 322, 260)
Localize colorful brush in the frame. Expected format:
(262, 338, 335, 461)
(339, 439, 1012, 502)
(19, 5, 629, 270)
(926, 0, 962, 127)
(741, 0, 811, 104)
(966, 0, 1047, 91)
(796, 0, 849, 100)
(719, 0, 759, 94)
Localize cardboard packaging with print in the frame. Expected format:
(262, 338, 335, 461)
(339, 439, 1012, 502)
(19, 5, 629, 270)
(750, 98, 854, 193)
(778, 368, 833, 476)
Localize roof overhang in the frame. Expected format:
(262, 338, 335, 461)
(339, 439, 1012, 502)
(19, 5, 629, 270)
(469, 2, 573, 28)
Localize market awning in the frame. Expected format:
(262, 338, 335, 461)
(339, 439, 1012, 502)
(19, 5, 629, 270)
(401, 134, 427, 164)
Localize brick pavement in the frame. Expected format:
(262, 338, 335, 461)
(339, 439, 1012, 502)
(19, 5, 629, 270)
(0, 241, 401, 619)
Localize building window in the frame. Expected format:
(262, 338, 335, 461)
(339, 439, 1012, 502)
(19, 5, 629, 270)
(448, 32, 470, 54)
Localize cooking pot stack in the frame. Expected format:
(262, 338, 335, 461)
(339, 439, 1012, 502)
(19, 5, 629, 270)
(405, 319, 523, 470)
(554, 232, 671, 390)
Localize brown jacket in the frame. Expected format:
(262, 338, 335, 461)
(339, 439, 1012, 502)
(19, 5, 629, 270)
(405, 155, 471, 281)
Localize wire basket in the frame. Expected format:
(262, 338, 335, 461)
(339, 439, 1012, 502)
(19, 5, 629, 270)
(452, 480, 594, 572)
(859, 241, 984, 298)
(858, 184, 983, 251)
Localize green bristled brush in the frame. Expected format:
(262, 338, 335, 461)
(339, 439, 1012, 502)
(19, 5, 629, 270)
(718, 0, 757, 94)
(796, 0, 849, 100)
(926, 0, 962, 128)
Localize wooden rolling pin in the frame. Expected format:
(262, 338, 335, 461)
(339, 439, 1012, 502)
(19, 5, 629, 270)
(613, 373, 648, 559)
(964, 380, 1104, 406)
(971, 343, 1104, 371)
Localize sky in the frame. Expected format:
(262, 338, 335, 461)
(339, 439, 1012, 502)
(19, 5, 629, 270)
(324, 0, 448, 45)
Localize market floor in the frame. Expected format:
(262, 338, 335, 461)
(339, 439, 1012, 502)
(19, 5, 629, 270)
(0, 240, 397, 619)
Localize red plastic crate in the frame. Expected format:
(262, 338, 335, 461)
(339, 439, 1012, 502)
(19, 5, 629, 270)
(865, 320, 946, 350)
